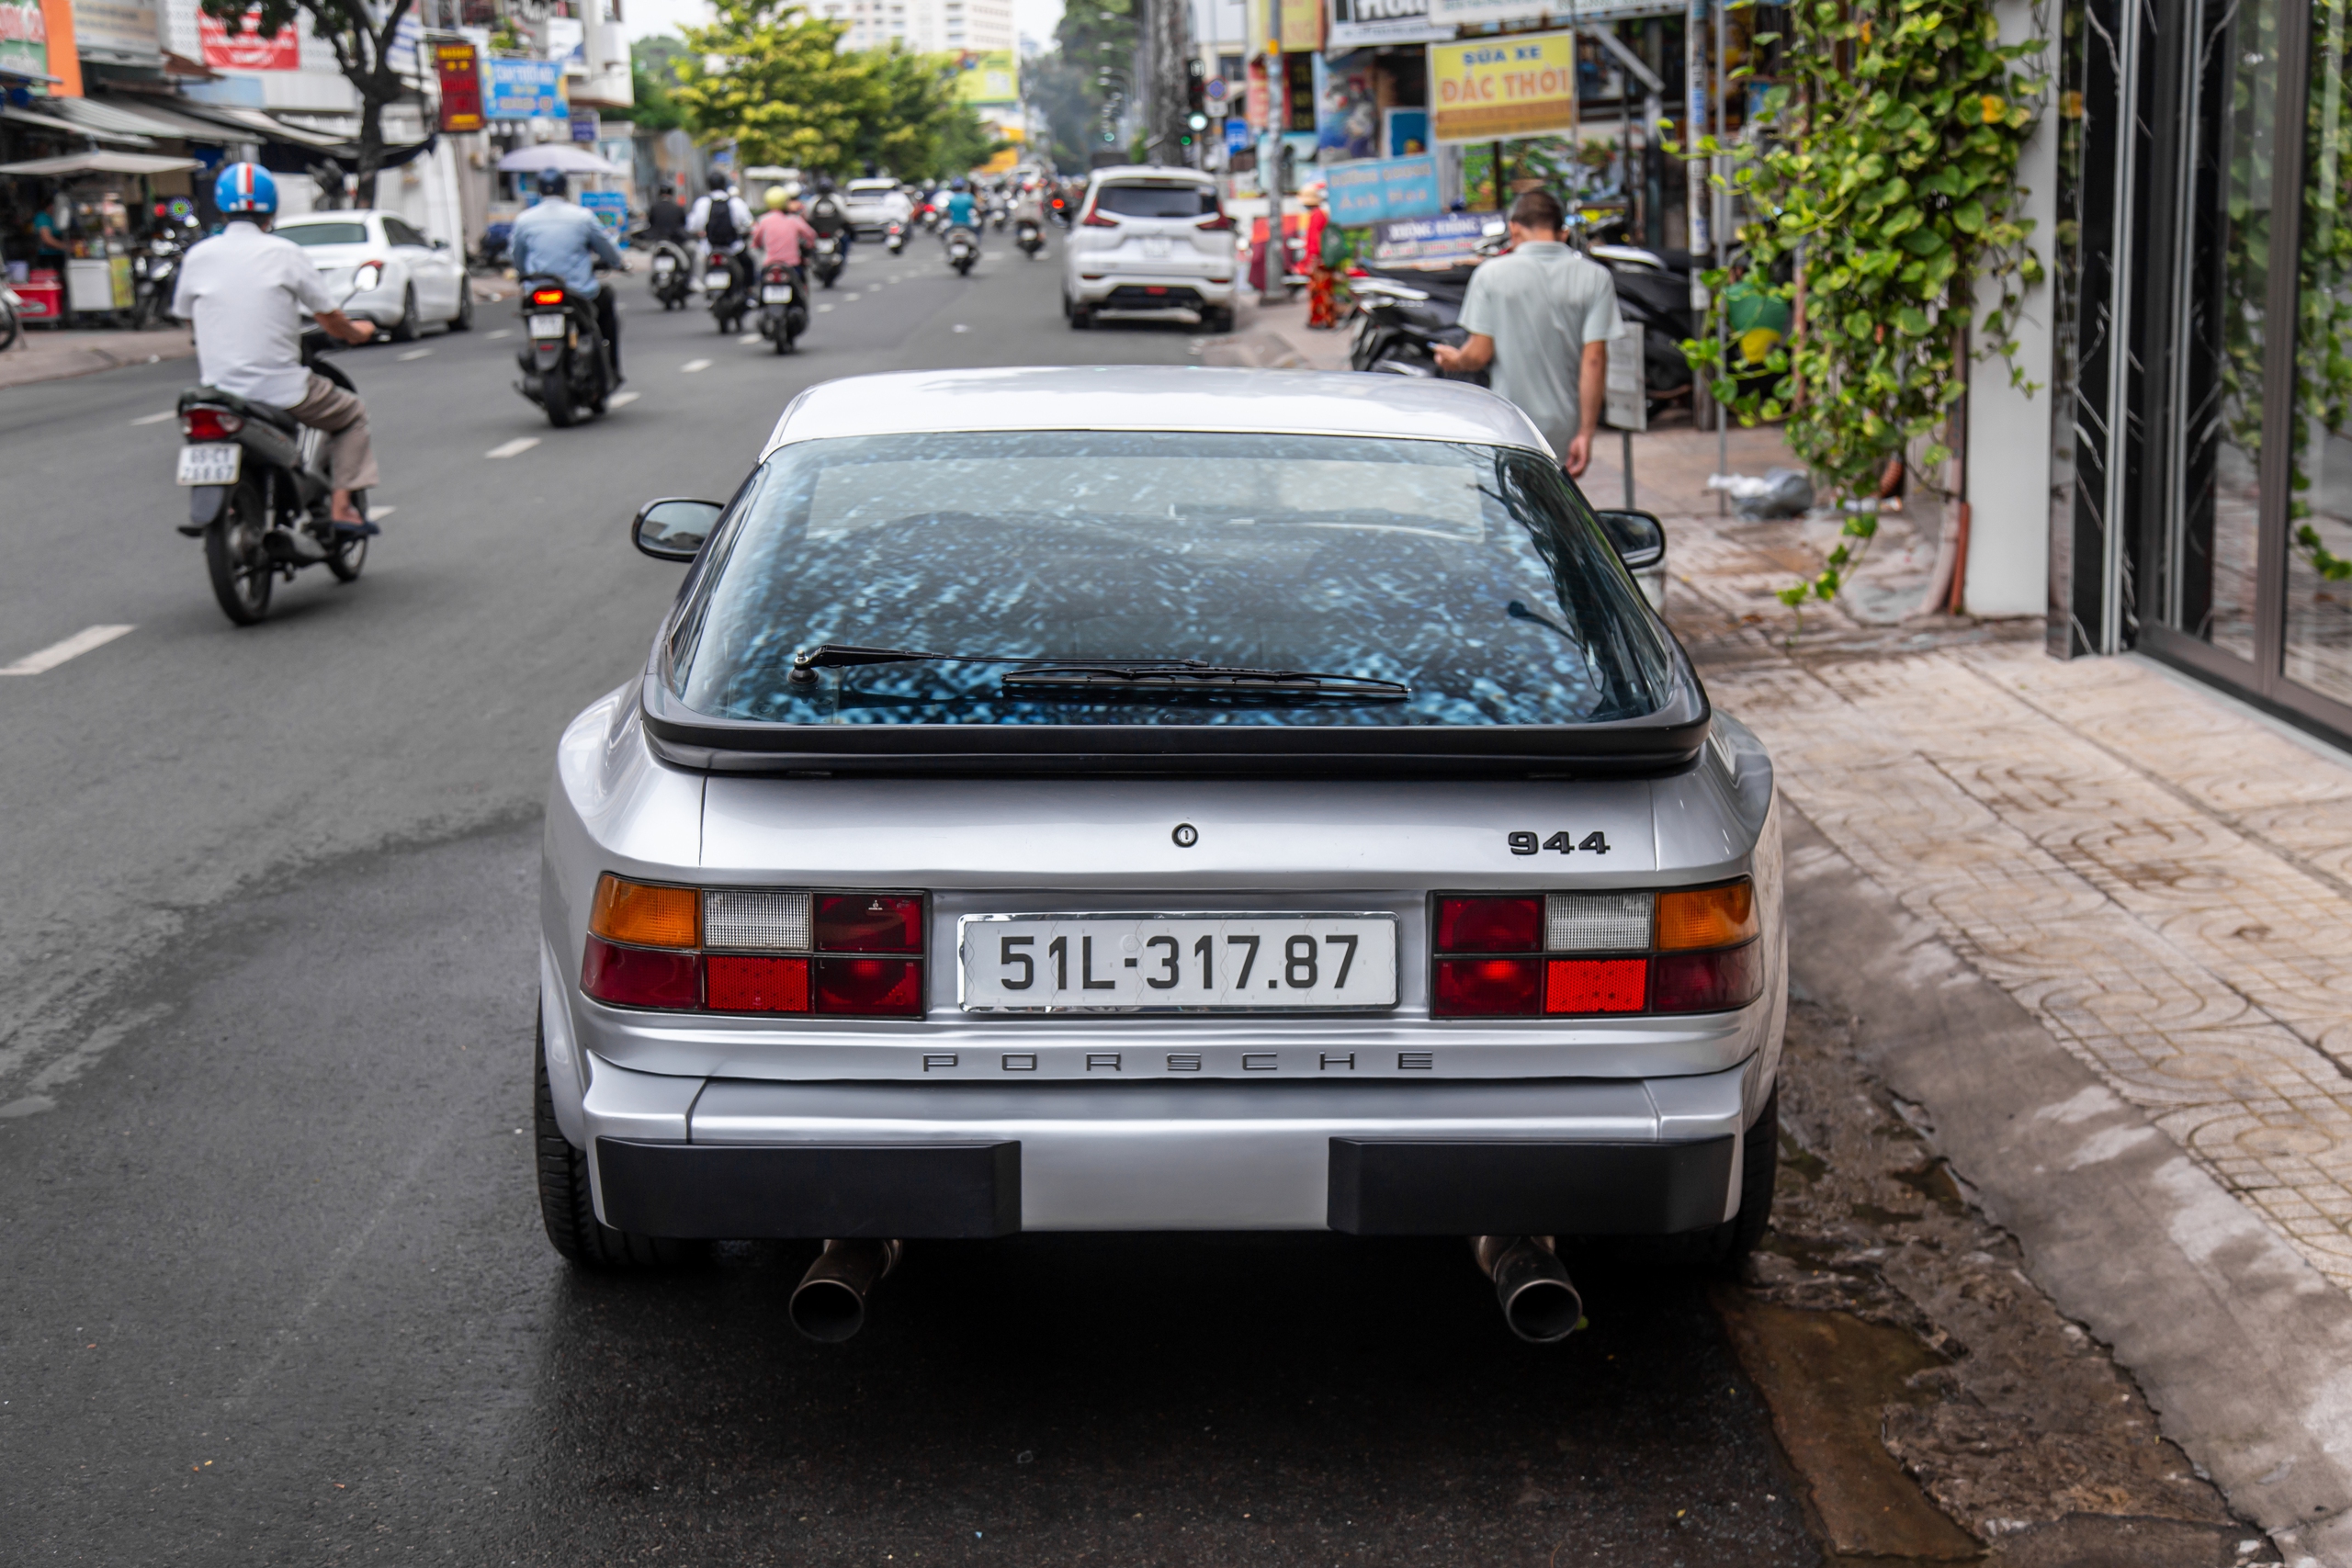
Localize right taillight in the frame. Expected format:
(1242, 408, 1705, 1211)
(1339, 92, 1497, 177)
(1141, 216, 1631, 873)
(181, 406, 244, 440)
(1081, 208, 1119, 227)
(1196, 210, 1234, 231)
(582, 874, 925, 1018)
(1430, 881, 1761, 1018)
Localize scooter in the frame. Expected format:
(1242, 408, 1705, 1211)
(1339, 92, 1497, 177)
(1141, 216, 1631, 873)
(884, 220, 908, 255)
(1348, 268, 1487, 386)
(944, 225, 978, 276)
(174, 265, 378, 626)
(514, 273, 616, 428)
(645, 237, 693, 310)
(809, 231, 844, 288)
(1589, 243, 1697, 412)
(705, 249, 748, 333)
(756, 261, 808, 354)
(1014, 218, 1044, 259)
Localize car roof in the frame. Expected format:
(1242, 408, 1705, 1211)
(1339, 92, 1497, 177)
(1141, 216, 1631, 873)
(277, 212, 379, 225)
(845, 178, 896, 189)
(760, 366, 1553, 459)
(1087, 165, 1215, 185)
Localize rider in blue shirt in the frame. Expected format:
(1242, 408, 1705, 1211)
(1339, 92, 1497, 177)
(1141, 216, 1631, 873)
(942, 178, 978, 234)
(510, 170, 627, 378)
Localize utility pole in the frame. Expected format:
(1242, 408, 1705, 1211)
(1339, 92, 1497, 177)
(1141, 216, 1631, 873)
(1146, 0, 1192, 165)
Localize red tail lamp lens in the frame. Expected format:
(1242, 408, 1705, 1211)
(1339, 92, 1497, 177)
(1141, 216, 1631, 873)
(1432, 957, 1542, 1016)
(816, 893, 922, 953)
(1544, 958, 1648, 1014)
(1434, 897, 1542, 953)
(180, 407, 243, 440)
(706, 954, 811, 1013)
(816, 957, 923, 1017)
(1196, 211, 1234, 231)
(530, 287, 565, 306)
(1081, 209, 1119, 227)
(582, 937, 702, 1009)
(1650, 941, 1766, 1013)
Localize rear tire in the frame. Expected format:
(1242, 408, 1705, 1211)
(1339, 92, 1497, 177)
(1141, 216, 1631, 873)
(1069, 304, 1092, 330)
(535, 1019, 693, 1269)
(543, 362, 577, 428)
(450, 280, 473, 332)
(390, 285, 420, 343)
(201, 479, 273, 625)
(1203, 306, 1235, 333)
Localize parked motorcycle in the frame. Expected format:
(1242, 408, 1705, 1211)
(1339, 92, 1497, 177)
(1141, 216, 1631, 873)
(514, 274, 616, 429)
(704, 251, 748, 333)
(943, 225, 978, 276)
(174, 267, 378, 626)
(809, 231, 844, 288)
(1589, 243, 1698, 412)
(1348, 267, 1487, 386)
(0, 284, 20, 353)
(645, 238, 693, 310)
(756, 261, 808, 354)
(1014, 218, 1044, 259)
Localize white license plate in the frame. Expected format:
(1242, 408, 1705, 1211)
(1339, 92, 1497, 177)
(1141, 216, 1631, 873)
(652, 255, 676, 272)
(762, 285, 795, 303)
(959, 913, 1397, 1012)
(175, 443, 241, 486)
(527, 313, 567, 339)
(705, 272, 732, 291)
(1141, 236, 1172, 258)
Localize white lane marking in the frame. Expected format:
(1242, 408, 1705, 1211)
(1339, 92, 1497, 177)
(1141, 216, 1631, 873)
(484, 436, 540, 459)
(681, 358, 711, 373)
(487, 328, 513, 339)
(817, 304, 833, 313)
(737, 333, 763, 345)
(130, 411, 175, 426)
(1, 625, 135, 677)
(398, 347, 432, 361)
(609, 390, 640, 408)
(842, 292, 861, 301)
(952, 323, 969, 333)
(367, 505, 396, 520)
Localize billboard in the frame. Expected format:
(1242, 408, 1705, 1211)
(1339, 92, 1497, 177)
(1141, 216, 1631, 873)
(953, 49, 1017, 106)
(200, 8, 298, 70)
(1428, 31, 1577, 144)
(1327, 0, 1449, 50)
(0, 0, 48, 81)
(485, 57, 564, 119)
(434, 40, 482, 131)
(1325, 153, 1441, 228)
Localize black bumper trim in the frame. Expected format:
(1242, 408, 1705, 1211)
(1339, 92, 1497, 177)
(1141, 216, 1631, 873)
(594, 1139, 1021, 1238)
(1326, 1137, 1736, 1235)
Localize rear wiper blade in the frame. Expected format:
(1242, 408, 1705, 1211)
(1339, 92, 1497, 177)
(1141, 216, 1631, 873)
(787, 644, 1408, 700)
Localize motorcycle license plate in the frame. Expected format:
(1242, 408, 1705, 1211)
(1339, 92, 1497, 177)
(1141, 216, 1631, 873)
(527, 313, 567, 339)
(705, 272, 732, 291)
(176, 444, 241, 487)
(652, 255, 676, 272)
(762, 286, 795, 303)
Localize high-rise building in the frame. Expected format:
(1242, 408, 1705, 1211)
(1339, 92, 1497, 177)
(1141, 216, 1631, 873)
(809, 0, 1011, 55)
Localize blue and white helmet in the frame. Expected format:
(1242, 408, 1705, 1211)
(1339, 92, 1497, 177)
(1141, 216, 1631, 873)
(213, 161, 278, 217)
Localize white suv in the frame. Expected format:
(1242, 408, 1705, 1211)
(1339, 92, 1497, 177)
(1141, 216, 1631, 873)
(1062, 166, 1237, 333)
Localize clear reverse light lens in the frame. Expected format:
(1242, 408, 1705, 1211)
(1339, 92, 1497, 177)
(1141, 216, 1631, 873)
(703, 889, 813, 951)
(1544, 892, 1653, 953)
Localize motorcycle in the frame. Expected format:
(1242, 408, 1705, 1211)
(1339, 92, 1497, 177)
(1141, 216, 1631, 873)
(0, 283, 20, 352)
(130, 218, 197, 330)
(645, 237, 693, 310)
(884, 220, 907, 255)
(1014, 218, 1044, 259)
(175, 266, 378, 626)
(809, 231, 844, 288)
(704, 250, 748, 333)
(514, 274, 616, 429)
(1348, 267, 1487, 386)
(755, 261, 808, 354)
(943, 224, 978, 276)
(1589, 243, 1698, 413)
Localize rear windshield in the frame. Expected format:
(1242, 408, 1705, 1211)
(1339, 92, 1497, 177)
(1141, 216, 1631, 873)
(277, 221, 369, 246)
(1092, 183, 1216, 219)
(668, 431, 1675, 729)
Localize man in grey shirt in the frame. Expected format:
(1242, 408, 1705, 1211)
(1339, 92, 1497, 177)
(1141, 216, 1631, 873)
(1435, 189, 1620, 477)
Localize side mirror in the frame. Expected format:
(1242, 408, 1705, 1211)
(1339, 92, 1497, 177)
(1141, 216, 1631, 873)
(1594, 508, 1666, 571)
(632, 498, 726, 560)
(432, 238, 448, 250)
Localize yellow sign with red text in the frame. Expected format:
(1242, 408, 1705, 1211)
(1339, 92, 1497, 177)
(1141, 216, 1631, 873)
(1428, 32, 1577, 143)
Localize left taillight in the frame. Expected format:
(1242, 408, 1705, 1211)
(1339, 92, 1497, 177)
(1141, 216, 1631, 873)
(583, 875, 925, 1018)
(1430, 880, 1762, 1018)
(1196, 211, 1234, 231)
(1081, 208, 1119, 228)
(180, 407, 244, 440)
(530, 287, 565, 306)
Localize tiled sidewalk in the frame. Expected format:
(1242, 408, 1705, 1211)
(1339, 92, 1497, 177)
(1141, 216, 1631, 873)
(1666, 499, 2352, 1294)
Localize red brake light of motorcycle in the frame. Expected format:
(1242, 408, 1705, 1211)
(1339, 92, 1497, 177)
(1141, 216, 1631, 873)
(1082, 208, 1119, 227)
(815, 957, 923, 1017)
(582, 937, 703, 1009)
(1433, 896, 1542, 953)
(1195, 211, 1234, 231)
(1650, 941, 1765, 1013)
(1432, 958, 1542, 1016)
(530, 287, 565, 306)
(816, 893, 922, 953)
(180, 407, 244, 440)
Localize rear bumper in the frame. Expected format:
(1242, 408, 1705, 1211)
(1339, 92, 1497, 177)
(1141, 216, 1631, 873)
(1070, 274, 1236, 310)
(580, 1054, 1757, 1235)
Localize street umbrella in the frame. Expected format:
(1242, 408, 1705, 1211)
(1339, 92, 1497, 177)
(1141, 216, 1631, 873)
(495, 144, 621, 175)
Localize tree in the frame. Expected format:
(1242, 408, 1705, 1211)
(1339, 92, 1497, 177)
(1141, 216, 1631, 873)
(616, 37, 687, 131)
(1034, 0, 1138, 169)
(198, 0, 413, 208)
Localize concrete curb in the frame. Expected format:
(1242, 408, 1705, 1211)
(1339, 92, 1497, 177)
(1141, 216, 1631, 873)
(0, 331, 196, 391)
(1779, 804, 2352, 1567)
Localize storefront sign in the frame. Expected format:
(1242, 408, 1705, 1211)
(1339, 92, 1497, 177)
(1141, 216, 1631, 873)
(485, 58, 563, 120)
(954, 48, 1019, 105)
(570, 109, 597, 142)
(1428, 31, 1577, 143)
(70, 0, 156, 64)
(1369, 209, 1505, 265)
(435, 39, 482, 131)
(581, 190, 628, 232)
(200, 8, 297, 69)
(1430, 0, 1679, 23)
(1225, 116, 1252, 153)
(1325, 153, 1442, 228)
(1327, 0, 1449, 50)
(1276, 0, 1322, 51)
(0, 0, 48, 80)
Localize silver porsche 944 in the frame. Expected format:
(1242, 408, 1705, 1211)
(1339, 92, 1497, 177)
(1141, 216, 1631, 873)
(535, 366, 1784, 1344)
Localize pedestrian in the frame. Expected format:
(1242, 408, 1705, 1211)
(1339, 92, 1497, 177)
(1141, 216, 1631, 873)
(1432, 188, 1620, 479)
(1302, 186, 1344, 331)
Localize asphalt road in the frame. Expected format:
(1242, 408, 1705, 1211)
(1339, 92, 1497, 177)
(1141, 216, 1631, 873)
(0, 242, 1822, 1565)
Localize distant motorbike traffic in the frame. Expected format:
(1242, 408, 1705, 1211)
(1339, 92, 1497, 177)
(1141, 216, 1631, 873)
(514, 275, 618, 427)
(756, 261, 808, 354)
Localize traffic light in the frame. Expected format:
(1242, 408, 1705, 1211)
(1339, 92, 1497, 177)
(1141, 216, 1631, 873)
(1182, 57, 1206, 147)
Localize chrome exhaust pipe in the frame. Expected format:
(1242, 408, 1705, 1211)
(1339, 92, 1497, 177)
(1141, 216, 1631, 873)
(1472, 1235, 1584, 1344)
(788, 1238, 902, 1343)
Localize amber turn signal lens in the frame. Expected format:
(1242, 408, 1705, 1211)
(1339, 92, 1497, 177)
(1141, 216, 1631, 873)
(590, 873, 700, 949)
(1655, 880, 1757, 951)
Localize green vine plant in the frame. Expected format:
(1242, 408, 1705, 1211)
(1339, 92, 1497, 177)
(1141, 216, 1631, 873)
(1676, 0, 2050, 631)
(2285, 0, 2352, 585)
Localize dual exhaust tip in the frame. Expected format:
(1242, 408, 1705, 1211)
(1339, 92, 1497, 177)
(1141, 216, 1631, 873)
(786, 1235, 1582, 1346)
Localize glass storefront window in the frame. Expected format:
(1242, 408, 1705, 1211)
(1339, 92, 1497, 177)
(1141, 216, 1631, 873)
(2281, 0, 2352, 705)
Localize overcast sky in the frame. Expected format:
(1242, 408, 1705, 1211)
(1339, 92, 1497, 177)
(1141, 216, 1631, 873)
(623, 0, 1069, 48)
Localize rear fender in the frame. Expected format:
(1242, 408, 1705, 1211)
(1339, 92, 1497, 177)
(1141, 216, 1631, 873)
(188, 484, 230, 526)
(238, 421, 301, 470)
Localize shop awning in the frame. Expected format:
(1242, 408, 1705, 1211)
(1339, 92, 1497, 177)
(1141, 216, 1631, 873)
(32, 97, 193, 145)
(0, 105, 147, 143)
(0, 152, 204, 176)
(175, 104, 350, 151)
(89, 96, 247, 142)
